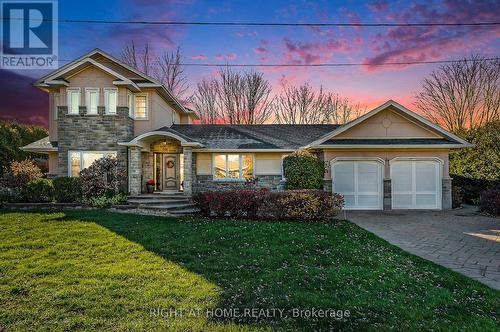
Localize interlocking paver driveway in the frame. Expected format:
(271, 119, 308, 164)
(342, 206, 500, 290)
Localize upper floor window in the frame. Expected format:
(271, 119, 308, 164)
(85, 88, 99, 114)
(213, 154, 253, 180)
(67, 88, 80, 114)
(135, 94, 148, 119)
(104, 88, 117, 114)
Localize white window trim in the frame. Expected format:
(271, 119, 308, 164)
(85, 88, 99, 115)
(127, 92, 134, 118)
(66, 88, 80, 115)
(104, 88, 118, 115)
(134, 93, 148, 120)
(68, 150, 117, 177)
(212, 153, 255, 182)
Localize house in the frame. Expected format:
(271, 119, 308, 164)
(21, 49, 472, 210)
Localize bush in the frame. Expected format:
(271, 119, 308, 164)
(479, 189, 500, 216)
(53, 177, 82, 203)
(451, 174, 500, 204)
(452, 185, 463, 209)
(0, 187, 22, 203)
(193, 189, 344, 220)
(23, 178, 54, 203)
(1, 159, 42, 189)
(283, 150, 324, 190)
(80, 157, 126, 198)
(449, 120, 500, 181)
(83, 193, 128, 208)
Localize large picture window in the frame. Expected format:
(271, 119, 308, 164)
(213, 154, 253, 180)
(69, 151, 117, 177)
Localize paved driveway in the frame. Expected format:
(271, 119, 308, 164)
(342, 206, 500, 290)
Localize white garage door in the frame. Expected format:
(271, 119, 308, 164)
(391, 160, 441, 209)
(332, 161, 383, 210)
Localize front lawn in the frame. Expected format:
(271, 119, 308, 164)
(0, 211, 498, 331)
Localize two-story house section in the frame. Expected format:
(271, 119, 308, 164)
(22, 48, 199, 190)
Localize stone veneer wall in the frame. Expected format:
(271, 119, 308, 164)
(56, 106, 134, 177)
(442, 177, 452, 210)
(191, 152, 285, 193)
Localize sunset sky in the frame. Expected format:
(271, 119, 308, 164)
(1, 0, 499, 127)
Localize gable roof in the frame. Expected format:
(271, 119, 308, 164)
(166, 124, 341, 150)
(33, 48, 198, 118)
(306, 100, 473, 148)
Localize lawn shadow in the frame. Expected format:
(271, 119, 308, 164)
(16, 209, 499, 331)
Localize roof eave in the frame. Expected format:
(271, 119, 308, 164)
(310, 143, 472, 149)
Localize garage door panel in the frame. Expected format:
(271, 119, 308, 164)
(332, 161, 382, 210)
(415, 162, 437, 191)
(391, 160, 441, 209)
(334, 163, 355, 192)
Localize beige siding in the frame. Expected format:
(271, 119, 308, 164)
(323, 149, 449, 180)
(180, 114, 192, 124)
(48, 91, 57, 141)
(255, 153, 284, 175)
(196, 153, 212, 175)
(336, 109, 441, 139)
(48, 152, 58, 175)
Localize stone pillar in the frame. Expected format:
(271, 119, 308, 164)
(183, 147, 193, 196)
(129, 147, 142, 195)
(383, 178, 392, 210)
(442, 177, 452, 210)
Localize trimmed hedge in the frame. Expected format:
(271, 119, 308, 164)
(53, 177, 82, 203)
(193, 189, 344, 220)
(23, 178, 54, 203)
(283, 151, 324, 189)
(479, 189, 500, 216)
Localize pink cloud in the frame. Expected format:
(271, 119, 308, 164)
(253, 47, 268, 55)
(367, 1, 389, 11)
(214, 53, 237, 60)
(191, 54, 208, 60)
(363, 1, 500, 71)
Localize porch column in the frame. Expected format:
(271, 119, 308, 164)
(183, 146, 193, 196)
(129, 147, 142, 195)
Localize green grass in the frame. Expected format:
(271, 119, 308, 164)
(0, 211, 498, 331)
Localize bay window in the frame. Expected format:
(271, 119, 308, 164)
(135, 94, 148, 119)
(85, 88, 99, 114)
(104, 88, 117, 114)
(127, 93, 133, 118)
(69, 151, 117, 177)
(67, 88, 80, 114)
(213, 154, 253, 180)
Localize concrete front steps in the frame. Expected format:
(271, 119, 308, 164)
(126, 191, 199, 215)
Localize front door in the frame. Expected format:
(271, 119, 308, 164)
(163, 154, 178, 190)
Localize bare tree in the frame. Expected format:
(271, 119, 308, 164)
(241, 71, 273, 124)
(121, 41, 154, 76)
(274, 83, 329, 124)
(415, 55, 500, 132)
(121, 42, 189, 99)
(323, 94, 366, 124)
(213, 68, 274, 124)
(154, 47, 189, 98)
(190, 78, 219, 124)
